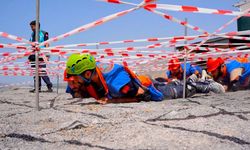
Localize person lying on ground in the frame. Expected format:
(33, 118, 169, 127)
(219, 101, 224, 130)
(157, 58, 202, 82)
(65, 53, 163, 104)
(64, 54, 205, 104)
(151, 71, 225, 96)
(151, 57, 225, 94)
(206, 57, 250, 91)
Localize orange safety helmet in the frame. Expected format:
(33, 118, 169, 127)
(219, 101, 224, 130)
(63, 70, 74, 82)
(168, 58, 181, 71)
(207, 57, 224, 72)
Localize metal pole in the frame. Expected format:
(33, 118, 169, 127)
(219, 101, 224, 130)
(56, 56, 60, 94)
(183, 18, 188, 98)
(35, 0, 40, 110)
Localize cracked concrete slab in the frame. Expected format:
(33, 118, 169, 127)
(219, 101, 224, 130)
(0, 88, 250, 150)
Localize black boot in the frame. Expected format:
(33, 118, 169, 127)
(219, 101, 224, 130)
(29, 88, 41, 93)
(46, 88, 53, 92)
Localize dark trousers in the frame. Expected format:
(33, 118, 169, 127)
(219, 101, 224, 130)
(33, 75, 53, 90)
(153, 80, 196, 99)
(153, 78, 213, 99)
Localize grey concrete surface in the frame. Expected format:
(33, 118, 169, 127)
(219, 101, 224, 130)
(0, 88, 250, 150)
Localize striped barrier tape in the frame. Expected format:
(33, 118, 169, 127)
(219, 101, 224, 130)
(144, 3, 250, 16)
(144, 8, 209, 34)
(49, 30, 250, 48)
(38, 2, 152, 47)
(188, 7, 250, 54)
(0, 51, 33, 64)
(101, 0, 249, 16)
(41, 42, 250, 57)
(0, 43, 29, 50)
(1, 52, 249, 75)
(0, 32, 32, 44)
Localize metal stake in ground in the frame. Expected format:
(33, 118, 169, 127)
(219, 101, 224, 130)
(183, 18, 188, 99)
(56, 55, 60, 94)
(35, 0, 40, 110)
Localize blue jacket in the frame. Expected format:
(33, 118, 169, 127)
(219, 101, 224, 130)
(166, 62, 202, 80)
(66, 63, 164, 101)
(224, 60, 250, 84)
(30, 30, 48, 47)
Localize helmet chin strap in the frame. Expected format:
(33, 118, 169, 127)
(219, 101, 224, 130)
(78, 69, 96, 86)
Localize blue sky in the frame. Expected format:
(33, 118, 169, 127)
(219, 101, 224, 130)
(0, 0, 240, 84)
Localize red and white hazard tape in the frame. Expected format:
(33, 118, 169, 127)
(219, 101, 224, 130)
(219, 35, 250, 41)
(41, 42, 250, 58)
(145, 8, 209, 34)
(0, 51, 33, 64)
(0, 52, 248, 75)
(133, 54, 250, 72)
(50, 35, 201, 49)
(144, 4, 250, 16)
(40, 29, 245, 49)
(0, 43, 29, 50)
(188, 7, 250, 54)
(41, 48, 182, 59)
(5, 42, 28, 46)
(187, 50, 250, 62)
(44, 34, 250, 55)
(40, 48, 250, 63)
(0, 42, 246, 67)
(185, 45, 238, 52)
(0, 32, 31, 44)
(0, 70, 61, 77)
(99, 0, 156, 6)
(101, 0, 249, 16)
(187, 43, 250, 47)
(0, 51, 33, 57)
(39, 0, 158, 47)
(1, 1, 250, 77)
(43, 44, 183, 55)
(0, 65, 65, 71)
(39, 7, 142, 47)
(0, 57, 152, 70)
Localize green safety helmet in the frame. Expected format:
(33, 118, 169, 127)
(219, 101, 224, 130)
(66, 53, 96, 75)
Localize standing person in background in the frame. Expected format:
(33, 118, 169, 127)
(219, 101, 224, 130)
(28, 20, 53, 93)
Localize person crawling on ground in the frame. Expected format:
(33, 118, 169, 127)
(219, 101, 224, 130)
(153, 58, 225, 95)
(206, 57, 250, 91)
(64, 54, 209, 104)
(159, 58, 202, 82)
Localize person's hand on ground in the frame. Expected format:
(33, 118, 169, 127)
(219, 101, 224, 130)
(96, 97, 109, 104)
(73, 92, 82, 98)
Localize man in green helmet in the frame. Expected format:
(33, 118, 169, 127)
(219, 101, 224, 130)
(65, 53, 164, 104)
